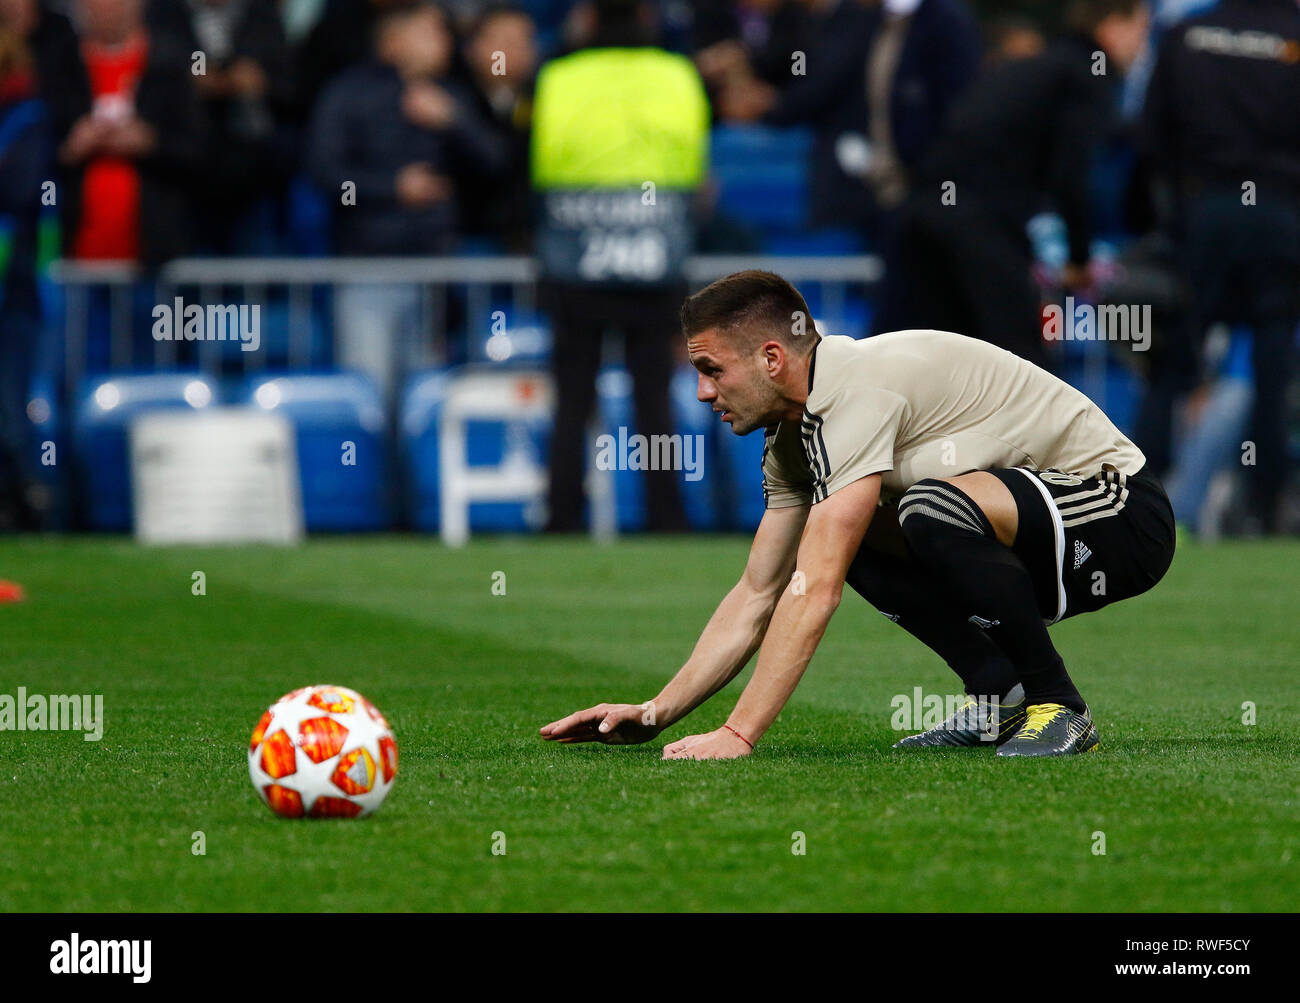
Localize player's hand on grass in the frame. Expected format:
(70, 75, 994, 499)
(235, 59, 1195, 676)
(540, 702, 662, 745)
(661, 727, 752, 761)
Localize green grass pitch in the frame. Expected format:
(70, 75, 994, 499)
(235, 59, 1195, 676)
(0, 535, 1296, 912)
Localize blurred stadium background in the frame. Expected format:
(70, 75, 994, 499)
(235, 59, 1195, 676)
(0, 0, 1295, 543)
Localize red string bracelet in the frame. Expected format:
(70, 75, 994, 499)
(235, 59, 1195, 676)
(723, 724, 754, 750)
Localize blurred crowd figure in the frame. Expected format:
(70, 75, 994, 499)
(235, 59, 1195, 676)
(874, 0, 1151, 369)
(531, 0, 708, 532)
(0, 0, 1296, 534)
(307, 2, 510, 406)
(1136, 0, 1300, 534)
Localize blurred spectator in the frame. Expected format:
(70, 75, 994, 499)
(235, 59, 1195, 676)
(693, 1, 816, 96)
(708, 0, 978, 234)
(1136, 0, 1300, 534)
(460, 2, 537, 251)
(531, 0, 709, 532)
(858, 0, 981, 215)
(0, 0, 87, 264)
(280, 0, 328, 42)
(0, 21, 50, 529)
(1163, 326, 1255, 536)
(983, 14, 1044, 64)
(873, 0, 1150, 366)
(146, 0, 296, 254)
(513, 0, 576, 57)
(307, 1, 508, 404)
(61, 0, 205, 265)
(0, 0, 91, 149)
(296, 0, 419, 113)
(711, 0, 876, 230)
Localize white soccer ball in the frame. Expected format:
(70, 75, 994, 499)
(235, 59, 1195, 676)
(248, 685, 398, 818)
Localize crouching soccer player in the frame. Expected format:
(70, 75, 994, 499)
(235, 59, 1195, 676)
(541, 270, 1175, 759)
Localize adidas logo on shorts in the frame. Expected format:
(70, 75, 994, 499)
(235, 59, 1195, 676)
(1073, 539, 1093, 570)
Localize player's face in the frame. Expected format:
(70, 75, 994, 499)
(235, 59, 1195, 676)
(687, 328, 776, 436)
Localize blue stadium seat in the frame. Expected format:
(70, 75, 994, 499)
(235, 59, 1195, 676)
(465, 300, 553, 365)
(799, 284, 874, 340)
(239, 372, 389, 531)
(401, 369, 451, 532)
(401, 363, 720, 534)
(710, 125, 813, 233)
(73, 373, 219, 530)
(672, 365, 721, 531)
(400, 366, 550, 533)
(596, 366, 719, 531)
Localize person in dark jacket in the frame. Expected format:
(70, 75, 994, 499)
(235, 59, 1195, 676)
(858, 0, 982, 213)
(295, 0, 419, 114)
(873, 0, 1150, 366)
(712, 0, 876, 230)
(459, 2, 537, 251)
(0, 20, 51, 530)
(714, 0, 979, 235)
(145, 0, 296, 253)
(692, 0, 817, 97)
(0, 0, 89, 146)
(1, 0, 91, 251)
(531, 0, 709, 533)
(1136, 0, 1300, 534)
(60, 0, 205, 267)
(307, 1, 508, 404)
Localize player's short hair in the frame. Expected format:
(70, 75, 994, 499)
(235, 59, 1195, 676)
(680, 270, 818, 357)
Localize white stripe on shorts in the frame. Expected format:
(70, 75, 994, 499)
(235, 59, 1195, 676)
(1011, 467, 1067, 624)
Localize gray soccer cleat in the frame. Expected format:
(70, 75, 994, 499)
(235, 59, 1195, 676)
(894, 684, 1027, 748)
(996, 702, 1100, 756)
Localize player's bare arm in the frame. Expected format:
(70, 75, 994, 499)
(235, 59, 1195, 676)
(663, 473, 880, 760)
(539, 501, 808, 746)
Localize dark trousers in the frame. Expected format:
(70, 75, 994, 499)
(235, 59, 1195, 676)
(1137, 183, 1300, 521)
(874, 196, 1047, 370)
(541, 280, 688, 532)
(0, 266, 41, 528)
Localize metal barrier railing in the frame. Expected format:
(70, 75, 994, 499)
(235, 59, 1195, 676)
(48, 255, 883, 404)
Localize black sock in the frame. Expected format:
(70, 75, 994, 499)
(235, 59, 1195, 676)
(897, 479, 1086, 713)
(845, 545, 1021, 700)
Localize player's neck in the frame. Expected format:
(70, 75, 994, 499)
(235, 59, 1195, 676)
(776, 352, 817, 421)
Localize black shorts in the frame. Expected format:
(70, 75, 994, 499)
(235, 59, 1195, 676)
(988, 465, 1176, 623)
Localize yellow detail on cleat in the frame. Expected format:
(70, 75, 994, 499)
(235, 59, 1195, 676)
(1015, 703, 1070, 740)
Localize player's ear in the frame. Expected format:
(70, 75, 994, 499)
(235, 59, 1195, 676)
(761, 340, 785, 378)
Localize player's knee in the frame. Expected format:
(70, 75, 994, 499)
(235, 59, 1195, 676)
(897, 479, 993, 557)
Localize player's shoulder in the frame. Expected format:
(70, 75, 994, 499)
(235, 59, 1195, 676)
(808, 330, 978, 395)
(819, 328, 980, 357)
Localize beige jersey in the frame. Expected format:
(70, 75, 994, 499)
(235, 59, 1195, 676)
(762, 331, 1147, 508)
